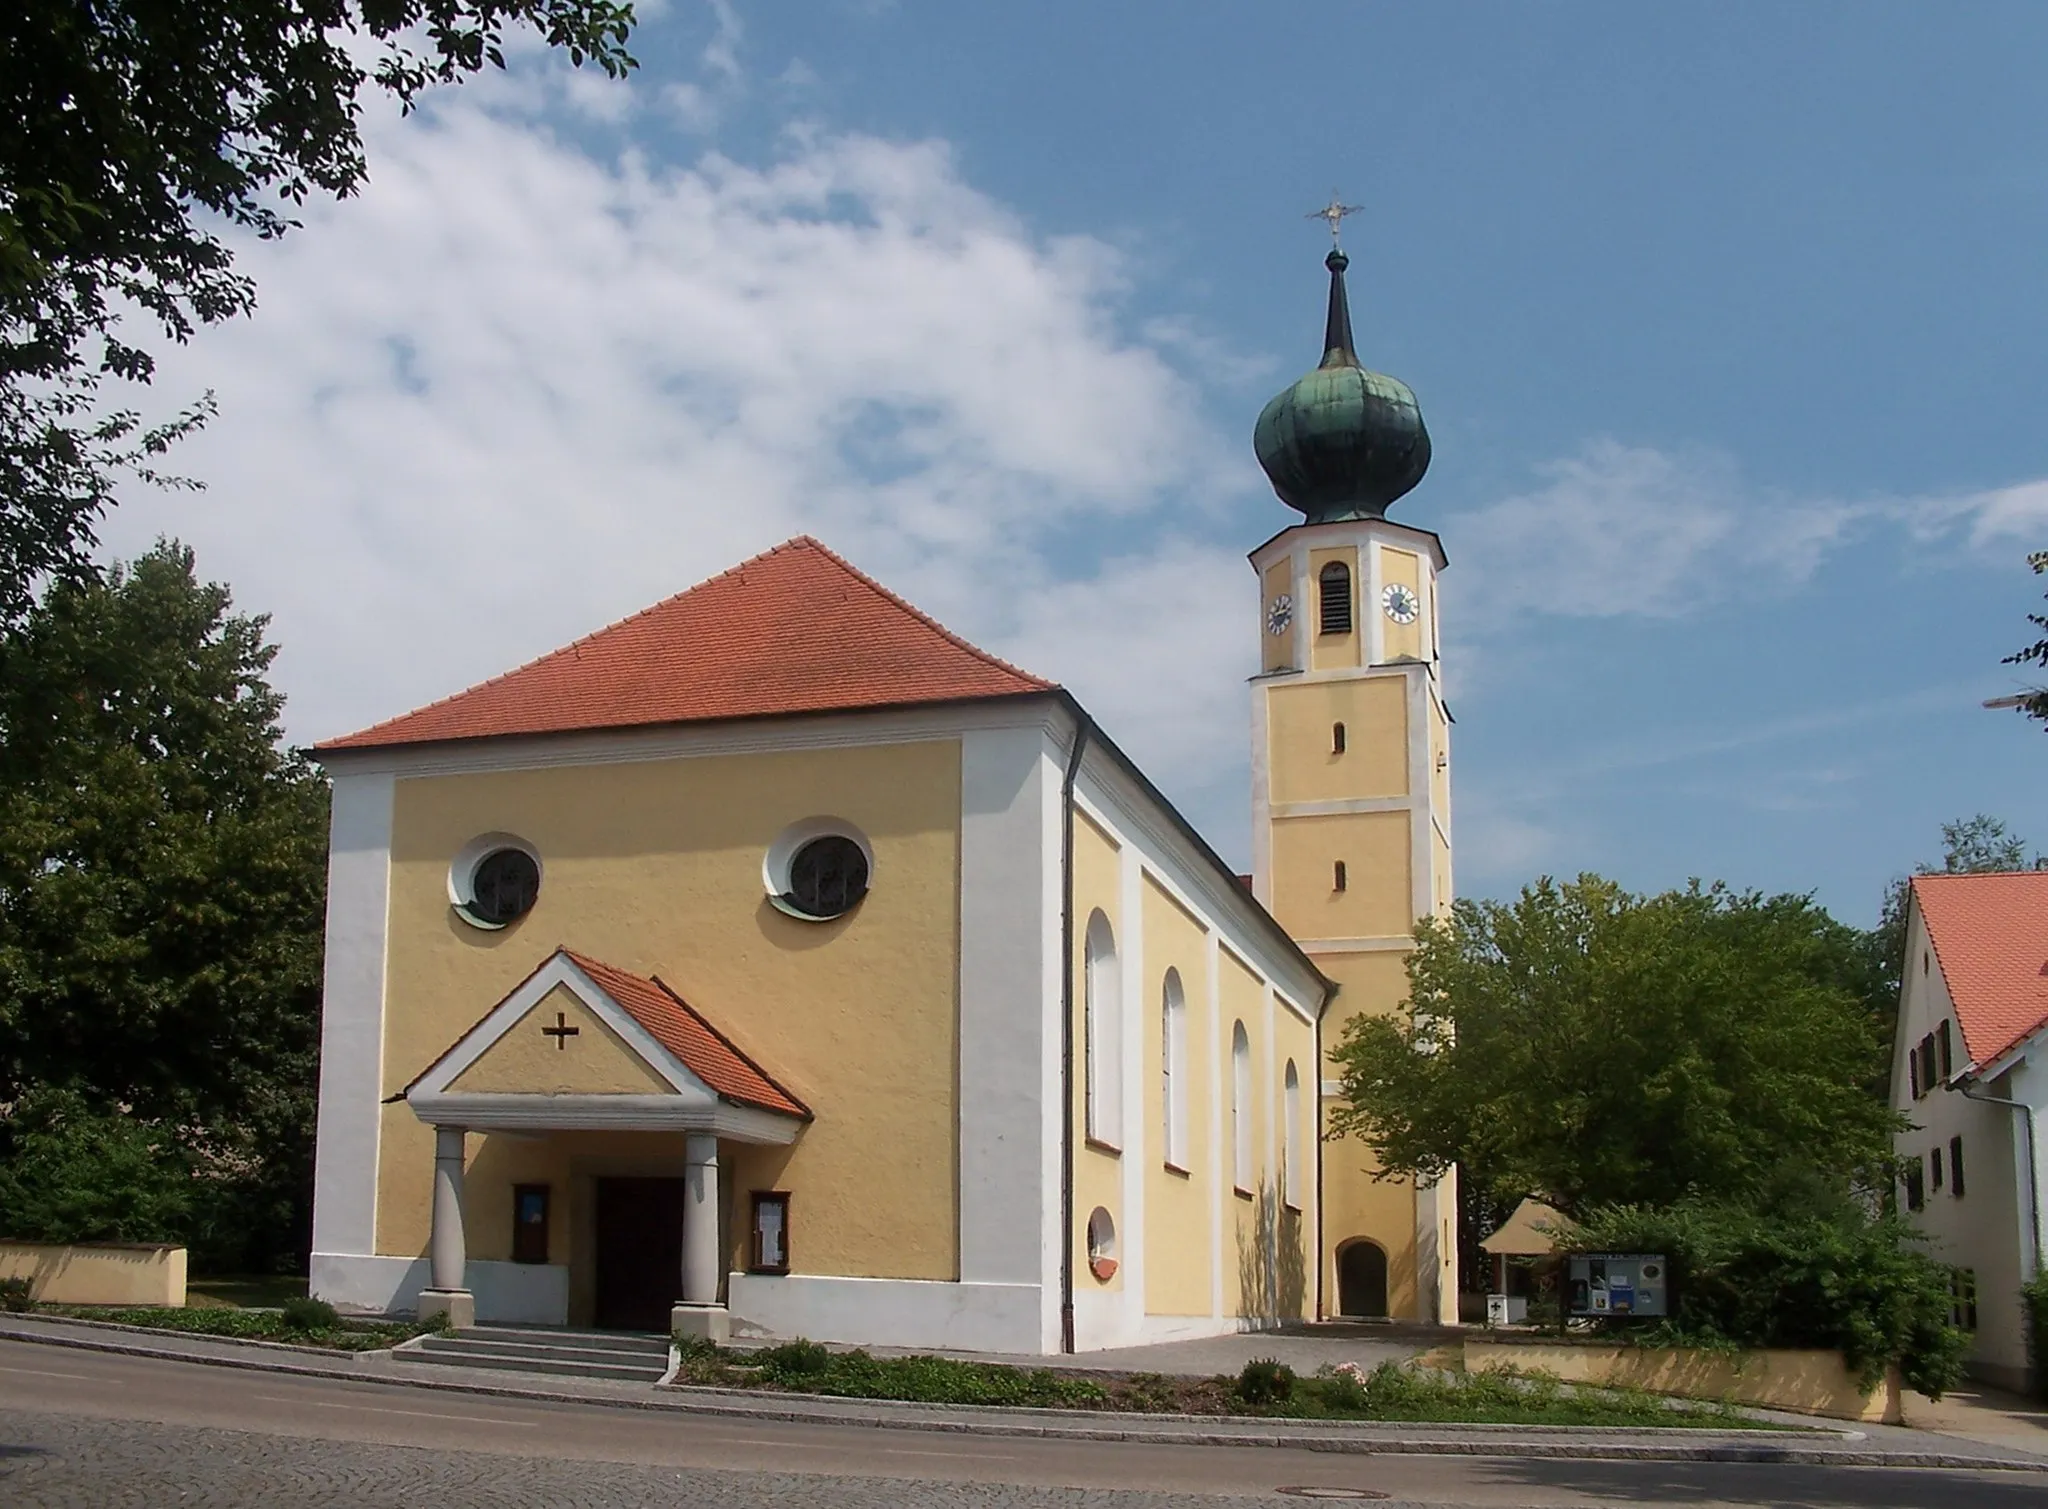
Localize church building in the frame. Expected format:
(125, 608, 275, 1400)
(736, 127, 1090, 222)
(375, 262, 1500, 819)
(306, 244, 1458, 1349)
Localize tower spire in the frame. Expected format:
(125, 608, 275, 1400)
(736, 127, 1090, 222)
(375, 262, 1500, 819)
(1322, 248, 1357, 367)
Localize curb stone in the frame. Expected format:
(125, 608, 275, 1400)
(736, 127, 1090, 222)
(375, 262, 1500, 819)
(2, 1315, 2043, 1472)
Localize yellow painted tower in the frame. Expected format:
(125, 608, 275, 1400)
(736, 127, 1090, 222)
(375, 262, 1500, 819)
(1248, 239, 1458, 1324)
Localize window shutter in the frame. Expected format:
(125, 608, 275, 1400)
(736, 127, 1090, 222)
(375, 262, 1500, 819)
(1937, 1020, 1952, 1081)
(1318, 562, 1353, 635)
(1950, 1135, 1965, 1198)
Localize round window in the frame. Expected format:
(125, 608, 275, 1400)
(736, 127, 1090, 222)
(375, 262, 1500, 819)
(448, 835, 542, 930)
(469, 848, 540, 924)
(784, 835, 869, 920)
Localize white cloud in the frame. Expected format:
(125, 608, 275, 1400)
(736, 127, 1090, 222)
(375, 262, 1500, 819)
(102, 69, 1246, 836)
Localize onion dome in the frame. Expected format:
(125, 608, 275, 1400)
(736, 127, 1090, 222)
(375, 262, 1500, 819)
(1254, 248, 1431, 522)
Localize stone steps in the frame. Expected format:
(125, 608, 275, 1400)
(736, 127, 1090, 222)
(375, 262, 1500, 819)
(397, 1325, 672, 1383)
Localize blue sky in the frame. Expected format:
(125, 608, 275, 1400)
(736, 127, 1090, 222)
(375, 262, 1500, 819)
(105, 1, 2047, 926)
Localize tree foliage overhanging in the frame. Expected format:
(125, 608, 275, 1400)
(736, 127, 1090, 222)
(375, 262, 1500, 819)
(2007, 549, 2048, 732)
(0, 0, 638, 623)
(0, 542, 328, 1268)
(1329, 874, 1902, 1220)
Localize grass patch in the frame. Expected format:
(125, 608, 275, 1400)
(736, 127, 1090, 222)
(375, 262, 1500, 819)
(34, 1303, 435, 1352)
(186, 1274, 309, 1311)
(670, 1340, 1780, 1428)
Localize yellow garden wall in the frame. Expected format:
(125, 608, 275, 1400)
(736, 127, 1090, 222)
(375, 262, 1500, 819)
(0, 1242, 187, 1308)
(1462, 1339, 1903, 1424)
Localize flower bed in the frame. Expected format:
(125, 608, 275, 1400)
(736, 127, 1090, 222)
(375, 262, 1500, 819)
(26, 1300, 437, 1353)
(672, 1341, 1781, 1428)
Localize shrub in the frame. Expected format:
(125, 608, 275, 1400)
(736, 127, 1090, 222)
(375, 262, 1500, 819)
(1235, 1356, 1295, 1405)
(279, 1296, 338, 1333)
(2024, 1272, 2048, 1402)
(756, 1337, 834, 1381)
(0, 1089, 192, 1245)
(0, 1276, 33, 1312)
(1573, 1188, 1969, 1397)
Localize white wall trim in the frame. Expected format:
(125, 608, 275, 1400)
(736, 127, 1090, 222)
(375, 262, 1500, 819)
(1271, 796, 1415, 819)
(311, 1252, 567, 1325)
(310, 771, 394, 1259)
(957, 726, 1055, 1289)
(729, 1274, 1043, 1355)
(316, 697, 1062, 781)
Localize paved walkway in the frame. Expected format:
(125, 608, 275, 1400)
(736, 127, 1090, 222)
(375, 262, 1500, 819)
(1904, 1383, 2048, 1457)
(4, 1313, 2045, 1472)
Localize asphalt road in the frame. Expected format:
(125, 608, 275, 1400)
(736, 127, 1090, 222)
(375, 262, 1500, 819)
(0, 1338, 2039, 1507)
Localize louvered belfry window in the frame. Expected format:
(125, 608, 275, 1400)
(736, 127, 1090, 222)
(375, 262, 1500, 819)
(1319, 561, 1353, 635)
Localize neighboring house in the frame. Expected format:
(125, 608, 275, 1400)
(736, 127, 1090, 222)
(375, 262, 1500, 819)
(1892, 871, 2048, 1391)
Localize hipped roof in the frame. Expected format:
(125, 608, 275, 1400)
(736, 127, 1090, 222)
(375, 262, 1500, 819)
(317, 536, 1054, 752)
(1914, 871, 2048, 1068)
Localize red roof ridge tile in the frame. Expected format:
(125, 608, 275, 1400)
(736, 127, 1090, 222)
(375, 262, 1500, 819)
(315, 536, 1054, 752)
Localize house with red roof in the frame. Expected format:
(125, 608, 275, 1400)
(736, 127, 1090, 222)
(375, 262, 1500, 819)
(1891, 871, 2048, 1390)
(306, 535, 1332, 1350)
(305, 250, 1468, 1351)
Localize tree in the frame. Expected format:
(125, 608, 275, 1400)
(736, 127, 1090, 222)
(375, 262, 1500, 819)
(1328, 875, 1901, 1220)
(2007, 550, 2048, 731)
(0, 542, 328, 1268)
(0, 1, 637, 623)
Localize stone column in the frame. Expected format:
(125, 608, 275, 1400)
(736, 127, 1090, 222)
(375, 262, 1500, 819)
(672, 1131, 729, 1343)
(418, 1125, 475, 1328)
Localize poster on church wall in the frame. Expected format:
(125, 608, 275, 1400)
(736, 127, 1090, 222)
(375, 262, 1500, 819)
(1565, 1253, 1668, 1318)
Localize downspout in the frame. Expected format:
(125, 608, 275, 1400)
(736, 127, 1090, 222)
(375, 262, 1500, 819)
(1957, 1077, 2044, 1280)
(1058, 714, 1090, 1354)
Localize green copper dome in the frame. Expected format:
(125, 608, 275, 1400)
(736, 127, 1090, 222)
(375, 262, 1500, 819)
(1254, 249, 1431, 522)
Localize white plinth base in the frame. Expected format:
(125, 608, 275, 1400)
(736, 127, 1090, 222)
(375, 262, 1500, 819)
(670, 1302, 730, 1345)
(418, 1288, 475, 1328)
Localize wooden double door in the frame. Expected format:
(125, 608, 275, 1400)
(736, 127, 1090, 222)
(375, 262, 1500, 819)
(593, 1177, 686, 1332)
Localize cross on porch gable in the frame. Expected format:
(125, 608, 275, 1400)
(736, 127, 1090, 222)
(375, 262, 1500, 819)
(541, 1011, 580, 1050)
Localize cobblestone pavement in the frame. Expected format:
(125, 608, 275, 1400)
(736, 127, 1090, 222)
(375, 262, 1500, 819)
(0, 1409, 1286, 1509)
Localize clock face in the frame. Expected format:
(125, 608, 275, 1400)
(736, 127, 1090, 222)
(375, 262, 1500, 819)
(1382, 583, 1421, 625)
(1266, 594, 1293, 635)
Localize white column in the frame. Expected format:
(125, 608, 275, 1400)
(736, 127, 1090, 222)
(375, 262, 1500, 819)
(683, 1132, 720, 1304)
(418, 1125, 474, 1327)
(673, 1131, 729, 1343)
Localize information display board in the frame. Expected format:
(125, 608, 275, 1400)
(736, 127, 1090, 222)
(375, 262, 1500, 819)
(1565, 1253, 1668, 1318)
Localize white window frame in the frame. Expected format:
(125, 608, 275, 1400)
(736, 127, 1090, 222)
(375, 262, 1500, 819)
(1282, 1059, 1302, 1209)
(1084, 911, 1122, 1148)
(1231, 1020, 1253, 1192)
(1162, 970, 1189, 1170)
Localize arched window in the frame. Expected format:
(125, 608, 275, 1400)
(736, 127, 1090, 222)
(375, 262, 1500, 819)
(1231, 1021, 1253, 1191)
(1283, 1060, 1302, 1209)
(1162, 970, 1189, 1169)
(1318, 561, 1353, 635)
(1332, 722, 1346, 755)
(1084, 911, 1122, 1147)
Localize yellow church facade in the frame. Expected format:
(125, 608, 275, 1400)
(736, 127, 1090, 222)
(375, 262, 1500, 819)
(308, 242, 1460, 1347)
(308, 539, 1328, 1351)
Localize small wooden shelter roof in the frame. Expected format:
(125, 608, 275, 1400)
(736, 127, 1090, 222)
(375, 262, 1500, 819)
(1479, 1198, 1574, 1257)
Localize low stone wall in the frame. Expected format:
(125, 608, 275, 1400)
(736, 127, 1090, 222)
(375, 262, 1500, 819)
(1463, 1338, 1901, 1423)
(0, 1242, 188, 1308)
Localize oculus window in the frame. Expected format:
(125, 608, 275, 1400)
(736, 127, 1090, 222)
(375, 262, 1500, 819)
(764, 819, 874, 922)
(449, 834, 542, 930)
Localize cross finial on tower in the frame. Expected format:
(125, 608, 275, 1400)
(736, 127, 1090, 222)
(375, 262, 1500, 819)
(1307, 191, 1364, 246)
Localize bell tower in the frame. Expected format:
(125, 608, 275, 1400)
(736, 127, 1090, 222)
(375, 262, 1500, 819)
(1249, 236, 1458, 1324)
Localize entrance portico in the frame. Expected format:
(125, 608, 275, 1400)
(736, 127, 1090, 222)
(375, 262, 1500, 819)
(402, 949, 810, 1336)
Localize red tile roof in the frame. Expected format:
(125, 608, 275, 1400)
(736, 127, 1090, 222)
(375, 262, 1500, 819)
(564, 950, 810, 1119)
(1914, 872, 2048, 1068)
(317, 537, 1055, 751)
